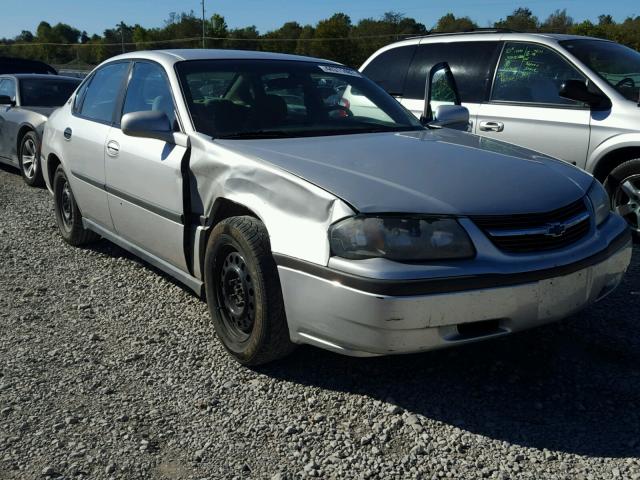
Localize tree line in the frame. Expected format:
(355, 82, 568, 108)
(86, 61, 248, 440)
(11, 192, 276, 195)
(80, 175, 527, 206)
(0, 8, 639, 69)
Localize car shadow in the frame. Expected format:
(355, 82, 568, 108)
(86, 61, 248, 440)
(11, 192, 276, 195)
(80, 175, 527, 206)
(259, 249, 640, 459)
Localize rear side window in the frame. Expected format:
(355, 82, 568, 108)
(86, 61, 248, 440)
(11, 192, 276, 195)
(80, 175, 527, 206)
(79, 62, 129, 123)
(361, 45, 417, 96)
(20, 79, 80, 107)
(491, 43, 586, 106)
(404, 41, 501, 103)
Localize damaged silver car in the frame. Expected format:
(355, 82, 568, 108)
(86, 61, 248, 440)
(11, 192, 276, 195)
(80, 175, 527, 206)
(41, 50, 632, 365)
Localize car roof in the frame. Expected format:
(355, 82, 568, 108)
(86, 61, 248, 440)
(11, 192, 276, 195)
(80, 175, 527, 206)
(106, 49, 340, 66)
(0, 73, 80, 81)
(395, 31, 608, 45)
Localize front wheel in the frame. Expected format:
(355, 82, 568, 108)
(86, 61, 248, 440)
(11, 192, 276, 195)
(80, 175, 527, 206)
(604, 159, 640, 237)
(19, 131, 44, 187)
(204, 216, 295, 366)
(53, 165, 99, 246)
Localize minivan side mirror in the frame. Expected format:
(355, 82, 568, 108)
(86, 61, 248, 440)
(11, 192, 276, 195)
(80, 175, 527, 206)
(122, 110, 175, 144)
(0, 95, 15, 106)
(430, 104, 470, 129)
(559, 80, 610, 109)
(421, 62, 469, 130)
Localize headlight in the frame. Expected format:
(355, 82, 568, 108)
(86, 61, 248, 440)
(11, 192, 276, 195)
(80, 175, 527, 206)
(587, 180, 610, 226)
(329, 215, 475, 261)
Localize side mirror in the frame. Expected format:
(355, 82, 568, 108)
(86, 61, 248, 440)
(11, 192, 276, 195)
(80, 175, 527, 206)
(421, 62, 467, 129)
(430, 104, 470, 129)
(122, 110, 175, 144)
(0, 95, 15, 106)
(559, 80, 609, 108)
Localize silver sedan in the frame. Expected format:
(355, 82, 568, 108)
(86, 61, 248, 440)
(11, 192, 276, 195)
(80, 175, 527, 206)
(41, 50, 632, 365)
(0, 74, 79, 186)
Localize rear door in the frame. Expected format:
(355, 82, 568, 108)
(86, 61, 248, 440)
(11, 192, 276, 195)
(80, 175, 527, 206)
(399, 40, 502, 128)
(475, 42, 590, 166)
(64, 61, 130, 230)
(104, 60, 189, 271)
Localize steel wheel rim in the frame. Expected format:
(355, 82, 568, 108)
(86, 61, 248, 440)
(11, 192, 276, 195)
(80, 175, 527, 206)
(613, 174, 640, 234)
(21, 138, 37, 179)
(216, 248, 256, 342)
(60, 179, 74, 231)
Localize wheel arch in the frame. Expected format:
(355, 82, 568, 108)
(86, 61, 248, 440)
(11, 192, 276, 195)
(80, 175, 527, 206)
(16, 123, 37, 159)
(196, 197, 263, 283)
(46, 152, 62, 190)
(592, 146, 640, 183)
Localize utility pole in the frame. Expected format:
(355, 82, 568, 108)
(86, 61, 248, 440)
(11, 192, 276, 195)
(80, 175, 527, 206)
(201, 0, 206, 48)
(120, 22, 125, 53)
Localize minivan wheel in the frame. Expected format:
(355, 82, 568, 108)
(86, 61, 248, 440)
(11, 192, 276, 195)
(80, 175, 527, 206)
(53, 165, 99, 246)
(204, 216, 295, 366)
(18, 131, 44, 187)
(604, 159, 640, 237)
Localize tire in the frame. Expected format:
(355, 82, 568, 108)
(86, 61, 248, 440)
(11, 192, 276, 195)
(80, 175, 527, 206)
(52, 165, 99, 246)
(604, 159, 640, 237)
(18, 131, 44, 187)
(204, 216, 295, 366)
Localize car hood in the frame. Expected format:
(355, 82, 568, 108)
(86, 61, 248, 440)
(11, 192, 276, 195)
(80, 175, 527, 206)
(216, 129, 593, 215)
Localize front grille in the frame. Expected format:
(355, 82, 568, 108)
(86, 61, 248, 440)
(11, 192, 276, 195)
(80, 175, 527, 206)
(471, 198, 591, 253)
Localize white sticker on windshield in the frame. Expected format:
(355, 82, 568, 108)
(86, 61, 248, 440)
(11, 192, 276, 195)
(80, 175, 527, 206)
(318, 65, 362, 77)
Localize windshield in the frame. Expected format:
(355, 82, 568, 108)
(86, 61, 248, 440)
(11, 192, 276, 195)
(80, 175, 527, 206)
(19, 78, 80, 107)
(175, 59, 423, 139)
(561, 39, 640, 103)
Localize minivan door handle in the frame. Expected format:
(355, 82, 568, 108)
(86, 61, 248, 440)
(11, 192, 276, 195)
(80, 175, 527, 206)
(106, 140, 120, 157)
(479, 121, 504, 132)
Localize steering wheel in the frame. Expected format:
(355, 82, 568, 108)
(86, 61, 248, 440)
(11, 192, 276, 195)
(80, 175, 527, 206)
(325, 104, 353, 117)
(615, 77, 635, 89)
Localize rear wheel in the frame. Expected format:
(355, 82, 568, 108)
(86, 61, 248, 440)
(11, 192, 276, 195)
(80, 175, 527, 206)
(604, 159, 640, 237)
(18, 131, 44, 187)
(204, 216, 295, 366)
(53, 165, 99, 246)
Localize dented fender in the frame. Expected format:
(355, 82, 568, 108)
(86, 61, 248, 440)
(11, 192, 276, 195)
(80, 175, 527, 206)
(187, 134, 355, 277)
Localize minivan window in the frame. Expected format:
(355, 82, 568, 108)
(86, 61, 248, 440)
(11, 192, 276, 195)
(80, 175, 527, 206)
(79, 62, 129, 123)
(492, 43, 586, 106)
(122, 62, 177, 129)
(561, 39, 640, 103)
(404, 41, 501, 103)
(361, 45, 417, 96)
(20, 78, 80, 107)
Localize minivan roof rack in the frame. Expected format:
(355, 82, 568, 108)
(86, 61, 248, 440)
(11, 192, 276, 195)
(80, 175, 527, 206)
(405, 28, 520, 41)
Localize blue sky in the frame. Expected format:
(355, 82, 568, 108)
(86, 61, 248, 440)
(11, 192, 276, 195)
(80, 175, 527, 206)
(1, 0, 637, 38)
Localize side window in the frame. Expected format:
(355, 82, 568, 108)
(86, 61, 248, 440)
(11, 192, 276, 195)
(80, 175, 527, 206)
(0, 79, 16, 99)
(79, 62, 129, 123)
(122, 62, 177, 129)
(362, 45, 417, 97)
(491, 43, 586, 106)
(73, 77, 92, 113)
(404, 41, 501, 103)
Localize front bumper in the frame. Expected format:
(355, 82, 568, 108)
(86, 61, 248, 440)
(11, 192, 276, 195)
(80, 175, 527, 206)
(278, 233, 632, 357)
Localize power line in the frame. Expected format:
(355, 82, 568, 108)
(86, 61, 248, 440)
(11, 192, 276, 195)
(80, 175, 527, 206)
(0, 32, 417, 48)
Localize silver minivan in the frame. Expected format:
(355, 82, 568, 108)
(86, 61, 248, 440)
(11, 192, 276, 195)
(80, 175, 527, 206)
(361, 32, 640, 234)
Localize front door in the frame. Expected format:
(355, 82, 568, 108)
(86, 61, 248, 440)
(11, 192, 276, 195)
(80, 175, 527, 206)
(475, 42, 591, 168)
(104, 61, 188, 271)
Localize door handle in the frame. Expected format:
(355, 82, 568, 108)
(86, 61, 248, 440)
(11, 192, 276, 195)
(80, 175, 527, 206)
(106, 140, 120, 157)
(479, 121, 504, 132)
(63, 128, 72, 140)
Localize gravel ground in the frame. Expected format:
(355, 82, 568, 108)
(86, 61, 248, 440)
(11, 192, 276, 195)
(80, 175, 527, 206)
(1, 163, 639, 480)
